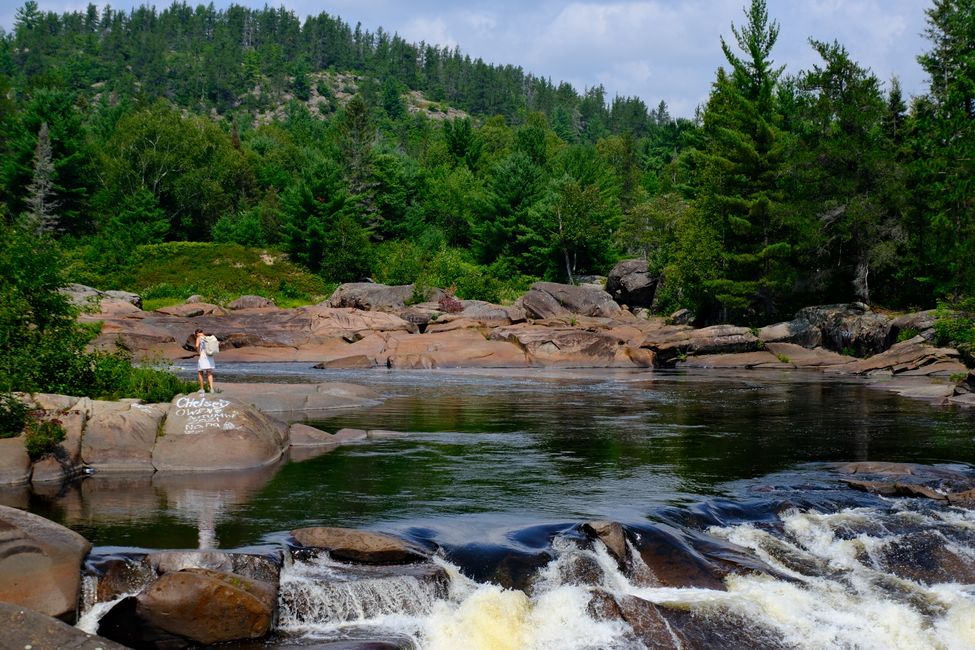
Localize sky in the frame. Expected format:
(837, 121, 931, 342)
(1, 0, 933, 117)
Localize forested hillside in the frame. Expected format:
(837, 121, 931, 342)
(2, 0, 973, 324)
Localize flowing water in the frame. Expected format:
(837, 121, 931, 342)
(12, 365, 975, 648)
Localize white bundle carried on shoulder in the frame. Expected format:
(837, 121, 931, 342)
(203, 335, 220, 355)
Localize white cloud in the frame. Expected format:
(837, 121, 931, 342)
(400, 16, 458, 49)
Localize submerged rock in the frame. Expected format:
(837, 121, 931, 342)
(582, 520, 629, 569)
(291, 527, 430, 565)
(0, 505, 91, 621)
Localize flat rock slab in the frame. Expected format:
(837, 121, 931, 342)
(153, 394, 288, 472)
(291, 527, 429, 564)
(218, 382, 382, 414)
(0, 602, 128, 650)
(764, 343, 853, 368)
(0, 505, 92, 621)
(677, 351, 789, 369)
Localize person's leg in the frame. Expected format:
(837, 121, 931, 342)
(197, 370, 205, 392)
(207, 370, 215, 393)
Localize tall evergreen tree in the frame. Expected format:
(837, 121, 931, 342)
(681, 0, 795, 321)
(914, 0, 975, 297)
(25, 121, 58, 233)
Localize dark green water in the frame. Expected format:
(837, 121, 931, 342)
(11, 366, 975, 549)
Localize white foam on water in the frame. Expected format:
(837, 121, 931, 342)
(698, 507, 975, 650)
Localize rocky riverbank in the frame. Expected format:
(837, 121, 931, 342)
(70, 266, 975, 405)
(0, 383, 385, 487)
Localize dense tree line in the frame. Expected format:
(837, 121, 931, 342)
(1, 0, 973, 324)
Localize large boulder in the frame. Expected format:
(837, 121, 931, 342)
(227, 295, 275, 310)
(328, 283, 444, 312)
(151, 394, 288, 471)
(793, 303, 891, 356)
(291, 527, 429, 564)
(383, 329, 530, 369)
(0, 505, 92, 621)
(81, 402, 168, 473)
(0, 436, 31, 486)
(489, 324, 633, 367)
(643, 324, 758, 366)
(60, 284, 142, 310)
(606, 259, 657, 308)
(757, 318, 823, 347)
(516, 282, 622, 319)
(99, 568, 277, 647)
(887, 310, 938, 345)
(1, 602, 128, 650)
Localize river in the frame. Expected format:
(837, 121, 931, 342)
(18, 364, 975, 649)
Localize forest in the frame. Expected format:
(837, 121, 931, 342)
(1, 0, 973, 328)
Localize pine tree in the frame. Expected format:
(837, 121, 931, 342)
(682, 0, 795, 321)
(915, 0, 975, 297)
(25, 122, 58, 234)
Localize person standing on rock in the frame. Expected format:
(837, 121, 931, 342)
(195, 328, 216, 394)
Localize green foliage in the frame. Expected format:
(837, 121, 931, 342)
(896, 328, 920, 343)
(90, 242, 329, 305)
(23, 416, 66, 461)
(91, 355, 197, 403)
(0, 393, 29, 439)
(934, 300, 975, 347)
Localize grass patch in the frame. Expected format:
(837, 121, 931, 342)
(776, 353, 791, 364)
(896, 327, 920, 343)
(91, 355, 197, 402)
(75, 242, 330, 307)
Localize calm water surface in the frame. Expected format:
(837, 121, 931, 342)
(14, 365, 975, 549)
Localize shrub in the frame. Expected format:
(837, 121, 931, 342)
(0, 393, 28, 439)
(934, 300, 975, 347)
(24, 417, 66, 461)
(896, 327, 920, 343)
(91, 354, 196, 402)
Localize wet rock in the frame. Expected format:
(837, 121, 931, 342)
(606, 259, 657, 308)
(152, 394, 288, 471)
(644, 324, 758, 366)
(318, 354, 378, 369)
(582, 521, 629, 568)
(291, 527, 429, 565)
(90, 555, 157, 602)
(81, 402, 167, 473)
(875, 529, 975, 585)
(228, 294, 276, 310)
(99, 568, 277, 647)
(794, 303, 891, 356)
(289, 423, 368, 447)
(843, 479, 948, 501)
(148, 550, 282, 585)
(0, 505, 92, 621)
(0, 436, 31, 486)
(516, 282, 622, 319)
(630, 524, 775, 591)
(0, 602, 129, 650)
(218, 382, 381, 416)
